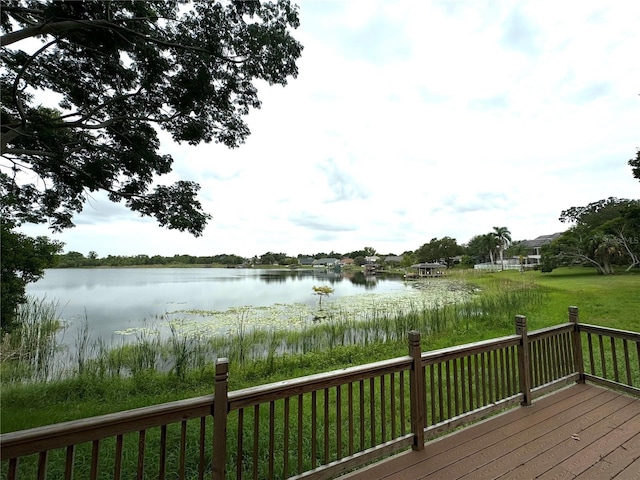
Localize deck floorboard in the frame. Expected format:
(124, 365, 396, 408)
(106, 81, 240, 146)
(340, 384, 640, 480)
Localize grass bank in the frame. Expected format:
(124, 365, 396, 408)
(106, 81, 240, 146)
(2, 267, 637, 433)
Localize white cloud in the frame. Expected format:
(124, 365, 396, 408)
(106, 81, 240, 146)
(16, 0, 640, 258)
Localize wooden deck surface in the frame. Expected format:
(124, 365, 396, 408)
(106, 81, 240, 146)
(341, 384, 640, 480)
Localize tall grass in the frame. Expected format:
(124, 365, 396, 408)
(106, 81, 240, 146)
(0, 296, 64, 383)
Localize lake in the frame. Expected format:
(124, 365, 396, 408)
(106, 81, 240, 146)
(26, 268, 416, 344)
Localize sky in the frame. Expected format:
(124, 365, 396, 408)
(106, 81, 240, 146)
(17, 0, 640, 258)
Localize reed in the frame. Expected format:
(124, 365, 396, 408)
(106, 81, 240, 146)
(0, 297, 64, 383)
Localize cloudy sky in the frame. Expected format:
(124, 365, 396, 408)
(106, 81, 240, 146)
(18, 0, 640, 258)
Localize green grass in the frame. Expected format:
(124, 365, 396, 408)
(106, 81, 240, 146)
(2, 267, 638, 434)
(453, 267, 639, 332)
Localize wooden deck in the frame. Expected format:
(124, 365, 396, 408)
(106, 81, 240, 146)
(341, 383, 640, 480)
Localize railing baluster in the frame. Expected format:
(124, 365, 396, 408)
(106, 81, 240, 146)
(556, 334, 562, 379)
(311, 391, 317, 469)
(179, 421, 187, 480)
(159, 425, 167, 480)
(538, 338, 544, 384)
(8, 458, 17, 480)
(452, 358, 459, 417)
(348, 383, 354, 455)
(253, 404, 259, 479)
(91, 439, 100, 480)
(554, 334, 562, 379)
(460, 356, 467, 413)
(598, 334, 607, 378)
(530, 341, 537, 387)
(611, 337, 619, 382)
(499, 348, 506, 399)
(445, 361, 452, 419)
(198, 417, 205, 480)
(237, 408, 244, 480)
(390, 373, 397, 439)
(545, 336, 552, 382)
(485, 352, 497, 405)
(297, 395, 303, 474)
(505, 346, 512, 395)
(283, 397, 290, 478)
(467, 354, 474, 410)
(137, 430, 145, 480)
(114, 434, 123, 480)
(359, 380, 365, 451)
(64, 444, 74, 480)
(588, 333, 595, 375)
(480, 352, 487, 406)
(369, 377, 376, 447)
(561, 332, 570, 376)
(437, 362, 444, 422)
(324, 389, 330, 464)
(623, 340, 632, 386)
(399, 371, 406, 436)
(336, 384, 343, 459)
(269, 401, 275, 479)
(380, 375, 386, 442)
(37, 451, 48, 480)
(429, 364, 436, 425)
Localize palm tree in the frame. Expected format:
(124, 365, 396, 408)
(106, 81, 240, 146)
(492, 226, 512, 270)
(481, 233, 498, 265)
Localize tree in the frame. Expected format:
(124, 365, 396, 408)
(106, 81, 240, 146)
(492, 226, 512, 270)
(1, 1, 302, 235)
(544, 230, 621, 275)
(630, 149, 640, 182)
(506, 241, 528, 268)
(481, 233, 498, 265)
(600, 204, 640, 271)
(545, 198, 640, 274)
(559, 197, 637, 230)
(1, 222, 63, 330)
(312, 285, 334, 310)
(415, 237, 462, 267)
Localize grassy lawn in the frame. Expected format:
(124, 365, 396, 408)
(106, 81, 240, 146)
(459, 267, 640, 332)
(2, 267, 638, 433)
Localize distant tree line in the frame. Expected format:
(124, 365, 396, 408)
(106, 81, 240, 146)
(54, 252, 246, 268)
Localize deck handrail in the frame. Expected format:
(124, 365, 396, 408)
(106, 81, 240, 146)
(2, 307, 638, 480)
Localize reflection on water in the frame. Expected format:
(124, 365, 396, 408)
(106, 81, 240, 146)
(26, 268, 408, 344)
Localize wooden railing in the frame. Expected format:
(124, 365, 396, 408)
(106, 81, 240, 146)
(2, 307, 639, 480)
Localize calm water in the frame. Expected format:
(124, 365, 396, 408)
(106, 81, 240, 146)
(26, 268, 409, 342)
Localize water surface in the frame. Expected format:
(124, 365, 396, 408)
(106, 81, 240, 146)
(27, 268, 410, 342)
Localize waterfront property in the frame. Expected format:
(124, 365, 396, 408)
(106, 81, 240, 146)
(1, 307, 638, 479)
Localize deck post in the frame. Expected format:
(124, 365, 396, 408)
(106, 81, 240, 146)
(515, 315, 532, 406)
(212, 358, 229, 480)
(408, 330, 425, 450)
(569, 306, 585, 383)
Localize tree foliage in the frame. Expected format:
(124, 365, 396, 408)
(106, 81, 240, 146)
(630, 149, 640, 182)
(1, 221, 63, 330)
(415, 236, 462, 267)
(1, 0, 302, 234)
(545, 197, 640, 274)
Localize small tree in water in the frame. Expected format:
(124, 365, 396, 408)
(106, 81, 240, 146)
(312, 285, 334, 310)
